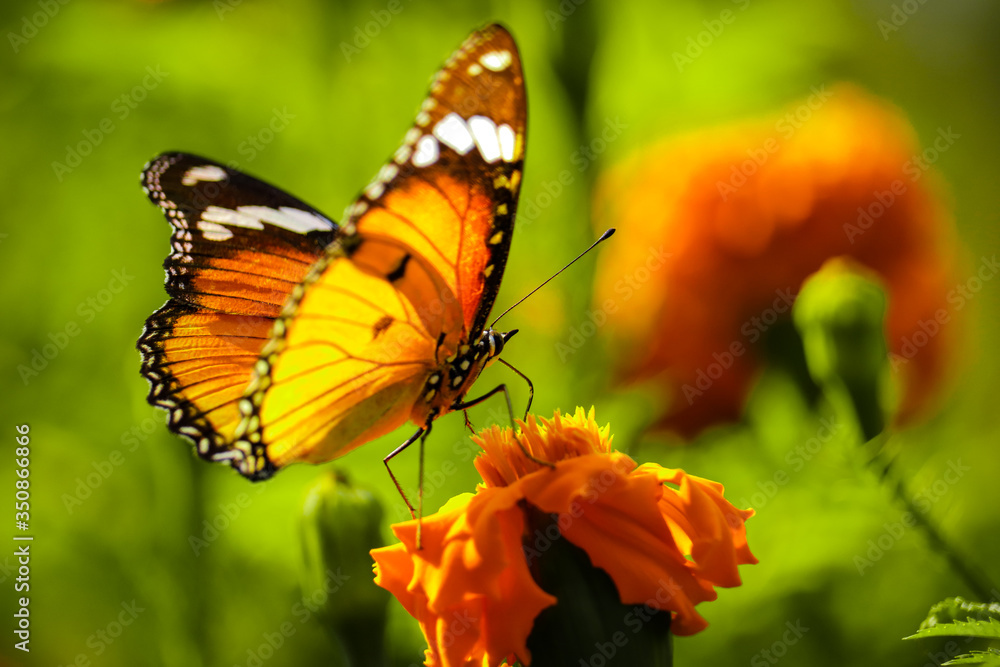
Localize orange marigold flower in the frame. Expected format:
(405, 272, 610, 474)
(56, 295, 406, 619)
(371, 408, 756, 666)
(592, 84, 959, 436)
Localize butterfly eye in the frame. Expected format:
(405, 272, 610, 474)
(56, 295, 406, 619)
(487, 328, 520, 358)
(489, 331, 504, 357)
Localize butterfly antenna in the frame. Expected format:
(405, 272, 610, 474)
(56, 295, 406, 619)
(490, 228, 615, 329)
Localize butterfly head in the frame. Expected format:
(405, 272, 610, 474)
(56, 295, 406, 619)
(424, 328, 517, 415)
(484, 328, 517, 361)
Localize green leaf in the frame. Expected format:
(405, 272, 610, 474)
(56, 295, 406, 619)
(942, 648, 1000, 665)
(905, 618, 1000, 641)
(923, 598, 1000, 628)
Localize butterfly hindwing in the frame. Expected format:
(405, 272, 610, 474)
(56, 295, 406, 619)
(139, 303, 275, 465)
(138, 153, 339, 473)
(232, 239, 443, 469)
(229, 24, 527, 476)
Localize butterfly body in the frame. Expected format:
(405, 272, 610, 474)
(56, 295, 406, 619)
(414, 326, 515, 417)
(138, 25, 527, 480)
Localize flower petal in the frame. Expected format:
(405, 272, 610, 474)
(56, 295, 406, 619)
(514, 453, 755, 635)
(516, 454, 698, 634)
(642, 465, 757, 587)
(376, 406, 757, 663)
(373, 486, 556, 666)
(474, 408, 611, 488)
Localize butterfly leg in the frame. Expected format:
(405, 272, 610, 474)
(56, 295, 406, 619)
(383, 427, 424, 520)
(497, 357, 534, 420)
(416, 424, 431, 549)
(463, 410, 476, 434)
(383, 422, 434, 549)
(453, 383, 516, 428)
(453, 385, 555, 469)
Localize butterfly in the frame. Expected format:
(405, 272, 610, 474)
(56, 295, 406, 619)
(137, 24, 527, 484)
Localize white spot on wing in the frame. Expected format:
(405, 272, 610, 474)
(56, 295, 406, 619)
(273, 206, 335, 233)
(467, 63, 483, 76)
(498, 124, 516, 162)
(378, 163, 399, 183)
(197, 221, 234, 241)
(469, 115, 501, 163)
(345, 201, 368, 220)
(181, 165, 227, 186)
(201, 205, 332, 234)
(433, 113, 475, 155)
(394, 145, 412, 164)
(480, 50, 512, 71)
(412, 135, 439, 167)
(202, 206, 264, 229)
(237, 206, 333, 233)
(364, 181, 385, 199)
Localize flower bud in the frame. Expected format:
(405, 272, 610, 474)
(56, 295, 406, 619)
(299, 470, 390, 666)
(793, 260, 892, 440)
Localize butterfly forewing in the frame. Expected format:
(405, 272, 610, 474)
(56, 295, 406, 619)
(143, 153, 338, 309)
(138, 153, 339, 475)
(348, 24, 526, 334)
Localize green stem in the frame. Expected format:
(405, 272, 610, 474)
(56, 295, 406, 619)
(870, 433, 996, 602)
(890, 466, 994, 602)
(333, 613, 388, 667)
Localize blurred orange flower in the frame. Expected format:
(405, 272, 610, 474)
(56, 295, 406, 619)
(371, 408, 756, 666)
(592, 84, 959, 435)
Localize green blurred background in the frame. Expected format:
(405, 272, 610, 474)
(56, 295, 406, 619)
(2, 0, 998, 665)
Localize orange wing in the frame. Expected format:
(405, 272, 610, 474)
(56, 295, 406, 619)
(352, 23, 526, 334)
(137, 153, 338, 475)
(231, 24, 527, 477)
(231, 237, 445, 469)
